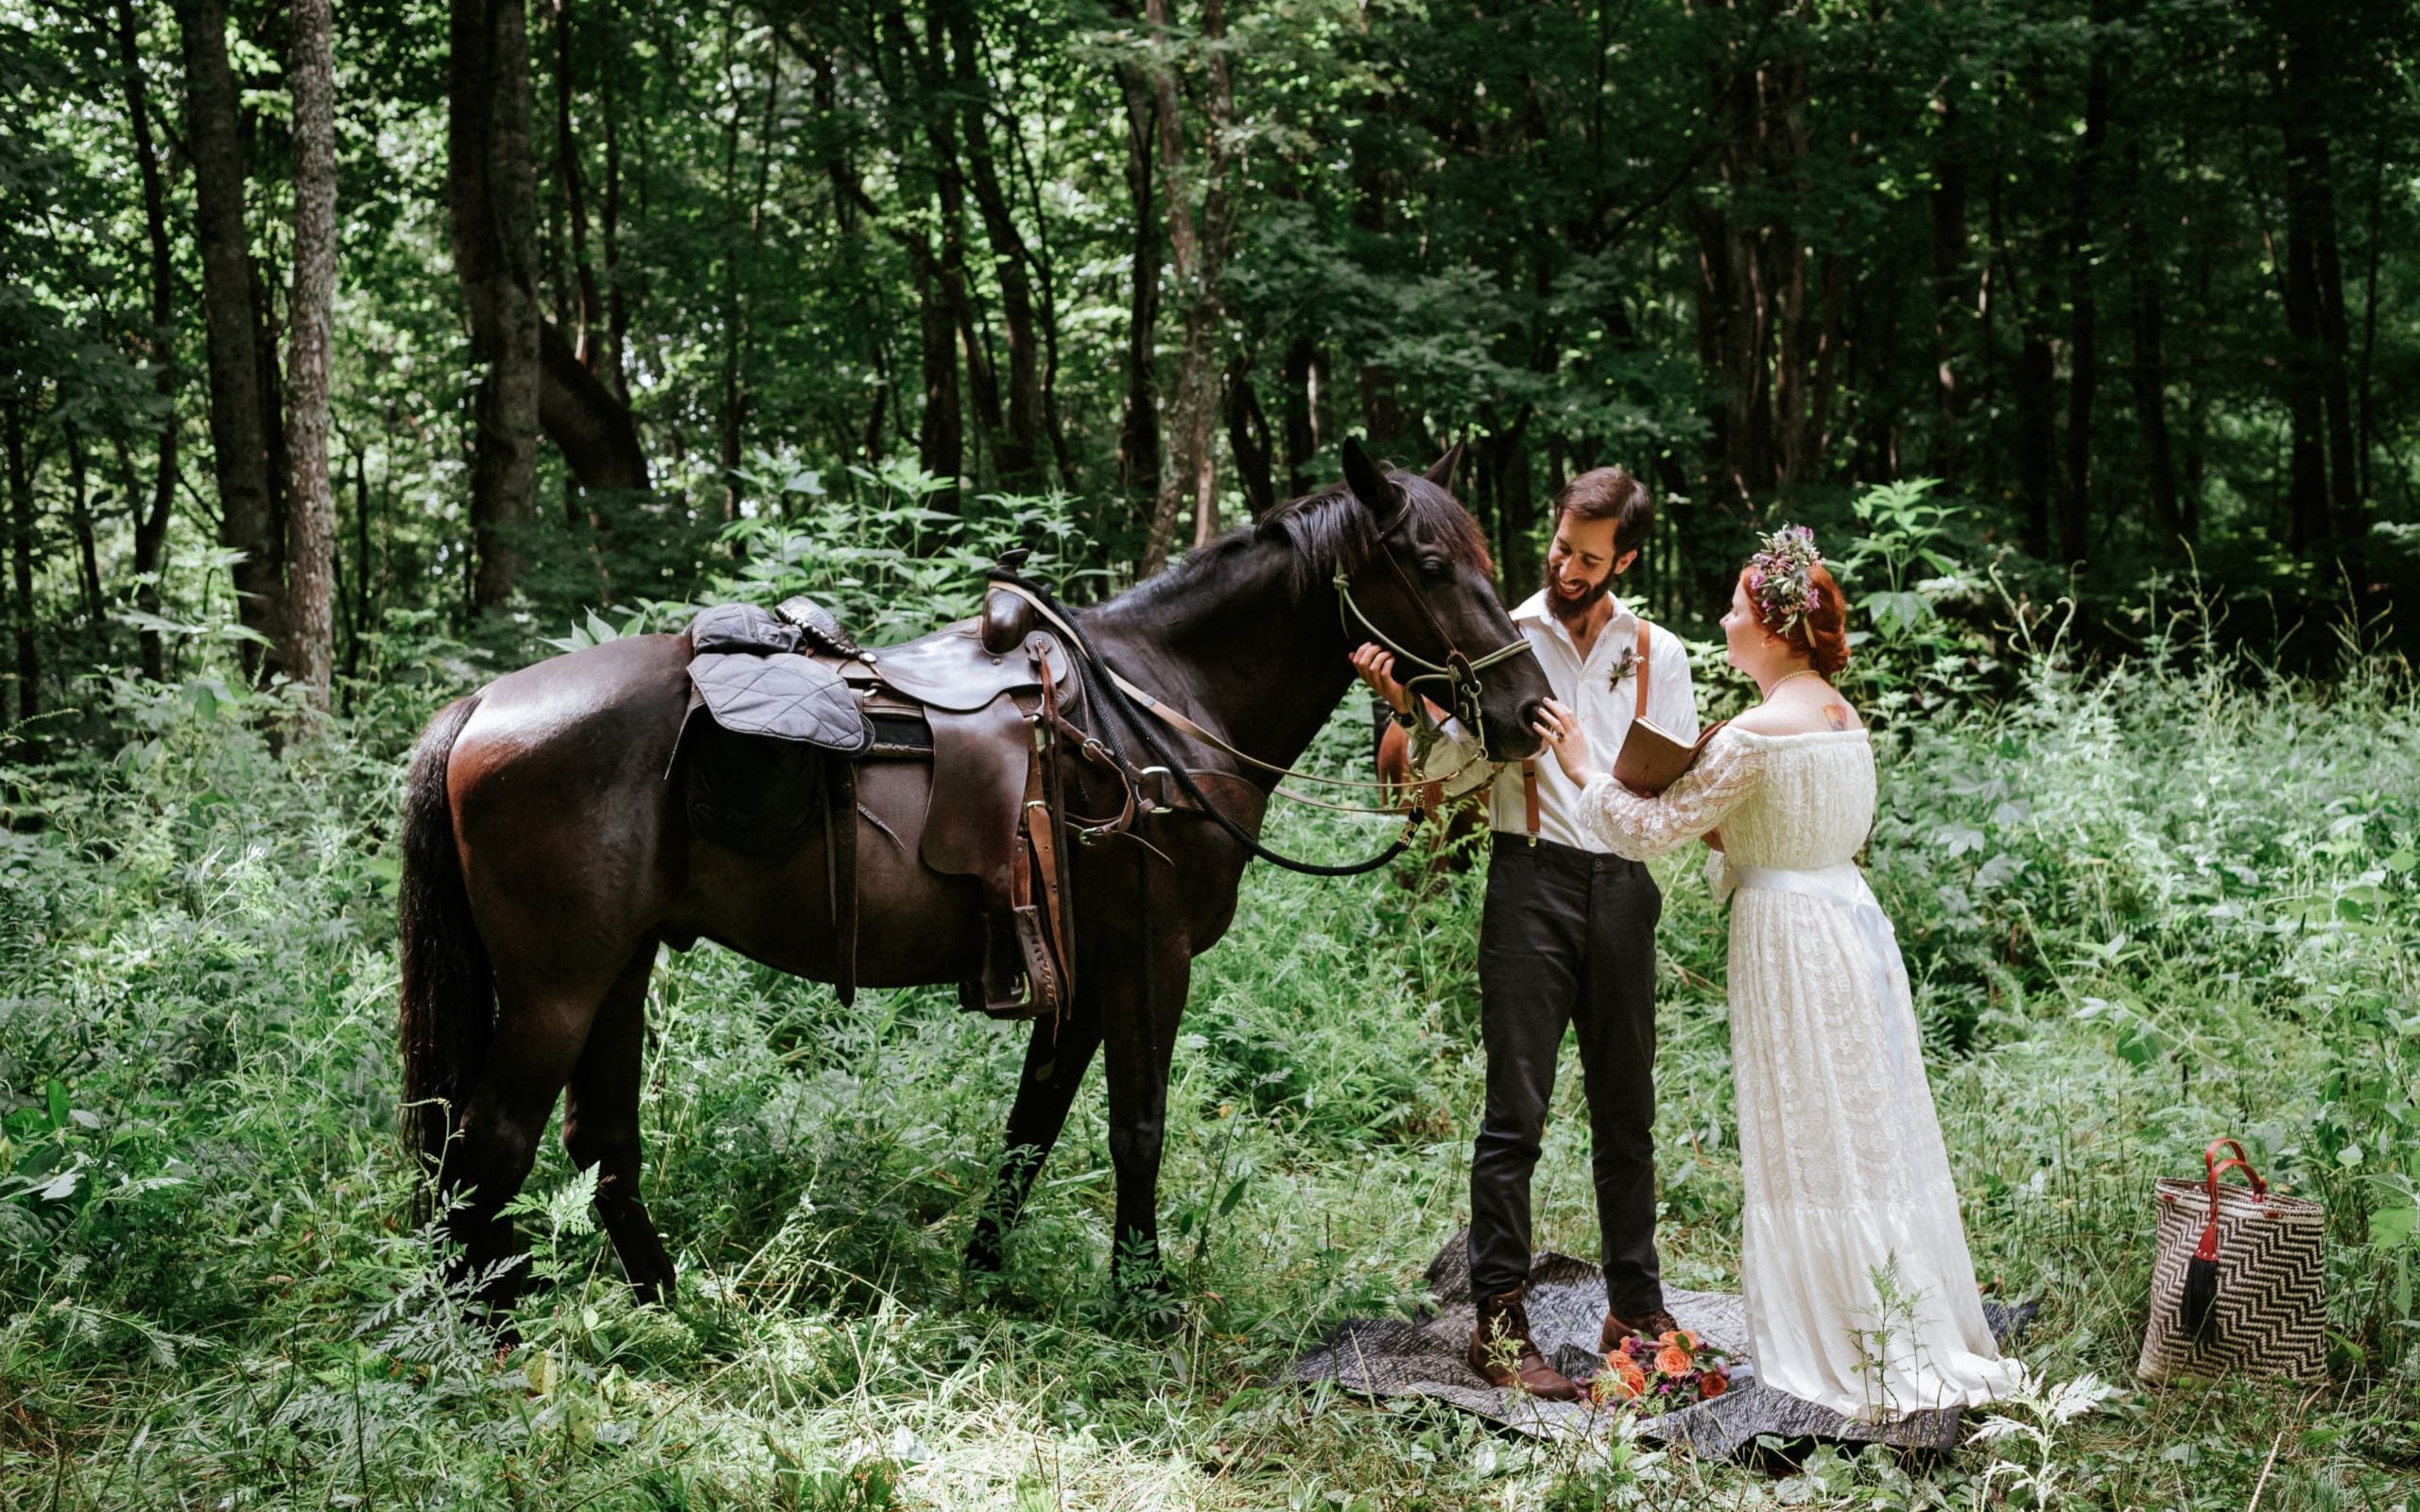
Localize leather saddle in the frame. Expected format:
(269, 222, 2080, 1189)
(672, 590, 1080, 1022)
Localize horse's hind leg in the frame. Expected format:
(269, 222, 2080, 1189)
(446, 1010, 587, 1311)
(967, 1014, 1104, 1272)
(446, 948, 632, 1310)
(562, 940, 677, 1302)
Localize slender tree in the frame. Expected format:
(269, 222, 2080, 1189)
(177, 0, 285, 667)
(284, 0, 338, 706)
(113, 0, 179, 681)
(450, 0, 544, 610)
(1140, 0, 1236, 572)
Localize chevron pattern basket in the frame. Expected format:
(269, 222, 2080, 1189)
(2136, 1140, 2325, 1383)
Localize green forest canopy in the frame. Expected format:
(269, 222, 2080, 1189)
(2, 0, 2414, 723)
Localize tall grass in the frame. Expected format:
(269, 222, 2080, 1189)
(0, 607, 2413, 1509)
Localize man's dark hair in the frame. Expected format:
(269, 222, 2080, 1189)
(1556, 467, 1655, 558)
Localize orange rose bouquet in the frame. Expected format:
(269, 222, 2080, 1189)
(1591, 1327, 1734, 1409)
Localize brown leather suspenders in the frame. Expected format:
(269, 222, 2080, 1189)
(1517, 615, 1651, 845)
(1633, 617, 1652, 717)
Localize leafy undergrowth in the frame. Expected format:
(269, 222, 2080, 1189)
(1, 626, 2415, 1510)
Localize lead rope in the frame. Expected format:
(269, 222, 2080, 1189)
(988, 567, 1421, 879)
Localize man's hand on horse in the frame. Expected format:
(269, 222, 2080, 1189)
(1350, 643, 1413, 714)
(1534, 698, 1601, 786)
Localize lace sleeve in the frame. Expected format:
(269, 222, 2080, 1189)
(1575, 730, 1767, 862)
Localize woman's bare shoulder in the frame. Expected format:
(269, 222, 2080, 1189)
(1727, 690, 1866, 736)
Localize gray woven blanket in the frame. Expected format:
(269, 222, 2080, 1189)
(1291, 1233, 2033, 1456)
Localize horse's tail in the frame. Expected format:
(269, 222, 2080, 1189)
(397, 694, 491, 1201)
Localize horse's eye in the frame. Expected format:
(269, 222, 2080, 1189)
(1419, 558, 1450, 585)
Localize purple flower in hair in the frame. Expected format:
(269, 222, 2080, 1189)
(1747, 524, 1824, 640)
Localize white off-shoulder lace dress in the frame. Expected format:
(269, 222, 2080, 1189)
(1579, 727, 2019, 1419)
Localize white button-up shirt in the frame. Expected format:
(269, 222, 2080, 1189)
(1415, 590, 1700, 851)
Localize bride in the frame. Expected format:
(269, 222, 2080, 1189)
(1530, 526, 2019, 1420)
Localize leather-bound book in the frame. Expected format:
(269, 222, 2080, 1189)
(1612, 717, 1724, 797)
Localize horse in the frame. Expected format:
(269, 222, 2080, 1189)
(396, 438, 1551, 1307)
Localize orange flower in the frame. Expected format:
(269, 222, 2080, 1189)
(1602, 1356, 1647, 1399)
(1700, 1370, 1728, 1399)
(1658, 1328, 1701, 1351)
(1654, 1346, 1694, 1376)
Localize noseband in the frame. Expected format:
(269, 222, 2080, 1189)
(1334, 493, 1536, 737)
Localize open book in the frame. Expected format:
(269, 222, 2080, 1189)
(1612, 717, 1724, 797)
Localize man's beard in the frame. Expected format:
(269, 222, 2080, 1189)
(1544, 561, 1613, 626)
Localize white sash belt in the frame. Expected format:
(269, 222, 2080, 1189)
(1730, 862, 1925, 1162)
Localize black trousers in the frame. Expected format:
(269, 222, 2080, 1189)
(1468, 833, 1665, 1314)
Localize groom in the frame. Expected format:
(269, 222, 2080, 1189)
(1352, 466, 1698, 1400)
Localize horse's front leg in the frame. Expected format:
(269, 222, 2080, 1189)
(1100, 930, 1191, 1299)
(967, 1011, 1105, 1272)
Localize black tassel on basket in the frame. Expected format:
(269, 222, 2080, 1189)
(2178, 1221, 2221, 1338)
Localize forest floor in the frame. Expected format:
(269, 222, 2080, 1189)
(1, 632, 2415, 1511)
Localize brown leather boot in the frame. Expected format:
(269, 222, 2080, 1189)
(1467, 1286, 1581, 1400)
(1600, 1305, 1683, 1353)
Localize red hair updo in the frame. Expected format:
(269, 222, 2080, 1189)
(1738, 560, 1852, 677)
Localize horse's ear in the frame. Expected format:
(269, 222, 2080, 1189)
(1340, 435, 1393, 516)
(1424, 441, 1465, 490)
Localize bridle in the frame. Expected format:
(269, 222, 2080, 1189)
(1334, 491, 1537, 740)
(983, 485, 1538, 877)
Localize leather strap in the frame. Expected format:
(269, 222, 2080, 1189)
(1029, 644, 1074, 1001)
(827, 761, 858, 1007)
(1521, 758, 1540, 845)
(2196, 1136, 2268, 1262)
(1634, 617, 1651, 720)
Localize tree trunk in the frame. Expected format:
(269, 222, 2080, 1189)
(940, 0, 1044, 490)
(115, 0, 179, 682)
(283, 0, 338, 708)
(715, 18, 777, 524)
(1481, 403, 1537, 596)
(1280, 335, 1317, 496)
(1222, 356, 1274, 519)
(63, 423, 104, 630)
(4, 399, 36, 723)
(552, 0, 602, 368)
(350, 447, 372, 679)
(2121, 137, 2181, 541)
(1140, 0, 1235, 574)
(599, 0, 630, 404)
(2016, 333, 2055, 559)
(1929, 94, 1970, 481)
(451, 0, 544, 611)
(2274, 31, 2331, 556)
(1114, 51, 1162, 526)
(2061, 0, 2110, 565)
(2284, 10, 2361, 572)
(914, 258, 963, 501)
(178, 0, 285, 668)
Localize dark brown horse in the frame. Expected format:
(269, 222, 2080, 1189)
(397, 440, 1549, 1305)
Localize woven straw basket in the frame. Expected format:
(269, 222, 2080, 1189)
(2136, 1140, 2325, 1383)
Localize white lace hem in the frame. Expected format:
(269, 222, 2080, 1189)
(1741, 1201, 2021, 1421)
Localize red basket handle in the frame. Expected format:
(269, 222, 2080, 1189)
(2202, 1137, 2268, 1230)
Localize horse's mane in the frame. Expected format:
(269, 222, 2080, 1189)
(1115, 468, 1495, 610)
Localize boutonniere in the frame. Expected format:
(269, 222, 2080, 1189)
(1608, 643, 1640, 692)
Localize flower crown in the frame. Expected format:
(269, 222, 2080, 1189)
(1748, 524, 1824, 640)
